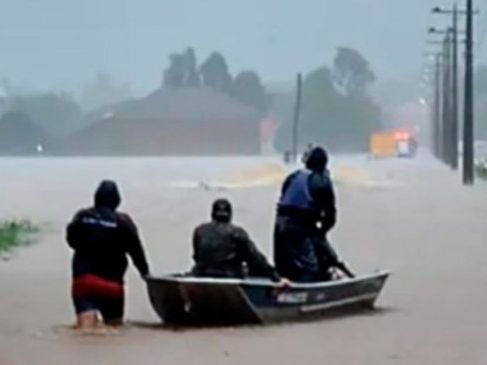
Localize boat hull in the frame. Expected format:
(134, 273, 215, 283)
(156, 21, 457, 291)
(146, 271, 389, 325)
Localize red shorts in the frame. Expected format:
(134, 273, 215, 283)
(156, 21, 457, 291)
(72, 274, 124, 323)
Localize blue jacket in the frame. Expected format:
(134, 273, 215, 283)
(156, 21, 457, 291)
(274, 169, 337, 281)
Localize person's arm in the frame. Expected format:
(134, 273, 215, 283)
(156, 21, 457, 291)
(310, 174, 337, 234)
(65, 211, 85, 250)
(119, 213, 150, 278)
(314, 237, 339, 265)
(234, 228, 281, 282)
(321, 181, 336, 233)
(315, 238, 355, 278)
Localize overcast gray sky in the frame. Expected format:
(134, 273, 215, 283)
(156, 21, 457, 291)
(1, 0, 486, 95)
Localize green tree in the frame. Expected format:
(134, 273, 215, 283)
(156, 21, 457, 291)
(299, 67, 347, 149)
(231, 70, 269, 112)
(275, 67, 341, 152)
(163, 47, 201, 88)
(274, 50, 382, 153)
(199, 52, 232, 92)
(163, 53, 186, 88)
(334, 47, 375, 97)
(183, 47, 201, 87)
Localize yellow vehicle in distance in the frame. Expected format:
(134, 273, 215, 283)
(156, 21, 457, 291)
(370, 130, 417, 159)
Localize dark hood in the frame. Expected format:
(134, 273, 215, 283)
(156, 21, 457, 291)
(94, 180, 121, 210)
(305, 146, 328, 173)
(211, 198, 232, 223)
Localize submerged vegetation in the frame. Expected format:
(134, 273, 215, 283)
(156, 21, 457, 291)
(0, 220, 39, 254)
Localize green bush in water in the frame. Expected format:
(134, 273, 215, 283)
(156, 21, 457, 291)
(0, 220, 39, 253)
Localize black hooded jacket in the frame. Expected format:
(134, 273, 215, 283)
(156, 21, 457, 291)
(66, 181, 149, 283)
(274, 147, 337, 281)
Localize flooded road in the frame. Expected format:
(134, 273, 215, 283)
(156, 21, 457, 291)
(1, 155, 486, 364)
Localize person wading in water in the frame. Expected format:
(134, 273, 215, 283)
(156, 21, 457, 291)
(66, 180, 150, 330)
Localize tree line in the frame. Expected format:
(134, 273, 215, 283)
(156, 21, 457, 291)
(163, 47, 269, 112)
(0, 46, 387, 154)
(275, 47, 383, 153)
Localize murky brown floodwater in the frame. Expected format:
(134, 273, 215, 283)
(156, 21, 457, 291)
(1, 155, 486, 364)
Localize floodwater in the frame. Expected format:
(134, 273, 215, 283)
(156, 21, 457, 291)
(1, 154, 486, 364)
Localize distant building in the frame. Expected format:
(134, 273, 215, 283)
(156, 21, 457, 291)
(55, 88, 263, 156)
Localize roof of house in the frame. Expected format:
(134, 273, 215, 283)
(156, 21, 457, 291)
(87, 87, 260, 124)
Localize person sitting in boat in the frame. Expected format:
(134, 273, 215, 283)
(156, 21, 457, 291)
(66, 180, 150, 330)
(274, 146, 351, 282)
(192, 198, 290, 286)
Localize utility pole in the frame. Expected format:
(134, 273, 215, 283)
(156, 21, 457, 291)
(451, 4, 459, 170)
(463, 0, 475, 185)
(427, 28, 452, 166)
(426, 41, 446, 162)
(434, 53, 442, 159)
(431, 3, 478, 181)
(442, 30, 452, 166)
(422, 52, 439, 158)
(292, 73, 302, 163)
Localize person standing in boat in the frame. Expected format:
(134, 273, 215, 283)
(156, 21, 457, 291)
(192, 198, 290, 287)
(274, 146, 348, 282)
(66, 180, 150, 330)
